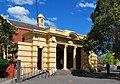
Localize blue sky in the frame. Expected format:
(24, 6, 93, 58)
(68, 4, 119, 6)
(0, 0, 96, 35)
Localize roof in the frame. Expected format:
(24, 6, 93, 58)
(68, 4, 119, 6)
(38, 14, 44, 18)
(9, 20, 44, 30)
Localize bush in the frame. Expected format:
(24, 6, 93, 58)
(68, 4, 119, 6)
(0, 58, 9, 69)
(97, 67, 102, 72)
(0, 58, 9, 77)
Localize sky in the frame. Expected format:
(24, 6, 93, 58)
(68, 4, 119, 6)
(0, 0, 96, 35)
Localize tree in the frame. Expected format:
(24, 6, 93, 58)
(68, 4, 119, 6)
(0, 15, 17, 59)
(84, 0, 120, 60)
(102, 53, 119, 65)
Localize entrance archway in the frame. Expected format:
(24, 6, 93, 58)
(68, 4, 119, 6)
(56, 45, 64, 69)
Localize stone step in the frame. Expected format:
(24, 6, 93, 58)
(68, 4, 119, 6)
(56, 70, 71, 75)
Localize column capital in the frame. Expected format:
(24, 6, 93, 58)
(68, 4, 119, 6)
(64, 44, 68, 47)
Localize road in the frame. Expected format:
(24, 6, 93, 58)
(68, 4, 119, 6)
(21, 74, 120, 84)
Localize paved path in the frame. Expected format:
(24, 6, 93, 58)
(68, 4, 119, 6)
(1, 70, 120, 84)
(21, 74, 120, 84)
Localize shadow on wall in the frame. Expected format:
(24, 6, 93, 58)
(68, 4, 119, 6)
(71, 70, 120, 80)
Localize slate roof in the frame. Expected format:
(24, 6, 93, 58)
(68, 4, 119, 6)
(9, 20, 44, 30)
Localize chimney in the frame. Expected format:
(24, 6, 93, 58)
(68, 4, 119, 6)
(37, 14, 44, 27)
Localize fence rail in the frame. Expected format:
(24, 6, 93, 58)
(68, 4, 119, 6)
(0, 62, 57, 83)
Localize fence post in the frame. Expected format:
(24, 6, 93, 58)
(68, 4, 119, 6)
(16, 60, 21, 83)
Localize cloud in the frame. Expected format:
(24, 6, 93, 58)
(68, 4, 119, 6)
(7, 6, 56, 27)
(77, 2, 96, 8)
(1, 14, 9, 18)
(7, 6, 29, 16)
(45, 17, 57, 27)
(87, 18, 92, 22)
(39, 0, 47, 5)
(47, 17, 57, 21)
(7, 6, 36, 25)
(7, 0, 35, 5)
(15, 15, 36, 24)
(44, 20, 56, 27)
(39, 2, 45, 4)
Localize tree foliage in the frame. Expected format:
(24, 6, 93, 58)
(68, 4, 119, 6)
(102, 53, 119, 65)
(0, 58, 9, 69)
(84, 0, 120, 59)
(0, 15, 17, 59)
(0, 58, 9, 77)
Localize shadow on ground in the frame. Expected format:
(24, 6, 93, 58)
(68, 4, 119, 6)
(71, 70, 120, 80)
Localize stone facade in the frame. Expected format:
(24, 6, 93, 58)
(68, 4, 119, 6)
(14, 14, 98, 73)
(1, 14, 97, 73)
(17, 27, 86, 73)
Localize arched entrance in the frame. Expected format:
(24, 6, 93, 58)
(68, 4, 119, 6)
(56, 45, 64, 69)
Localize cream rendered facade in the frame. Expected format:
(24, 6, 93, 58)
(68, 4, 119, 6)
(18, 28, 86, 72)
(17, 14, 97, 73)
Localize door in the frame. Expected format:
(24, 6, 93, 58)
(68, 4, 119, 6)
(76, 47, 81, 69)
(56, 47, 64, 69)
(37, 48, 42, 70)
(67, 46, 73, 69)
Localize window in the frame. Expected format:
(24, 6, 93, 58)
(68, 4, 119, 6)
(22, 38, 25, 42)
(41, 19, 43, 24)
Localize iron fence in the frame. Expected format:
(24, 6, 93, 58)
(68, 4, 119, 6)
(0, 62, 56, 83)
(20, 64, 38, 81)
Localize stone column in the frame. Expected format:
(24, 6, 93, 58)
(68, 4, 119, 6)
(73, 46, 77, 69)
(63, 45, 67, 70)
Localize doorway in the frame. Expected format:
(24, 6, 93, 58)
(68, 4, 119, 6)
(56, 45, 64, 69)
(76, 47, 81, 69)
(37, 48, 42, 70)
(67, 46, 74, 69)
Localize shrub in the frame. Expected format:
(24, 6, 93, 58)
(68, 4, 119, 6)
(0, 58, 9, 77)
(0, 58, 9, 69)
(97, 67, 102, 72)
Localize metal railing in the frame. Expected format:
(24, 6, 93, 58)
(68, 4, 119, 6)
(0, 62, 57, 83)
(20, 65, 57, 81)
(20, 64, 38, 81)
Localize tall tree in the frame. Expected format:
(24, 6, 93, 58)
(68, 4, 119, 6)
(0, 15, 17, 59)
(84, 0, 120, 60)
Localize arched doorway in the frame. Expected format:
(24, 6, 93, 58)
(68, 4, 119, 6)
(56, 45, 64, 69)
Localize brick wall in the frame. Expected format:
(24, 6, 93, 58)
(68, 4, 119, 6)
(13, 28, 30, 42)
